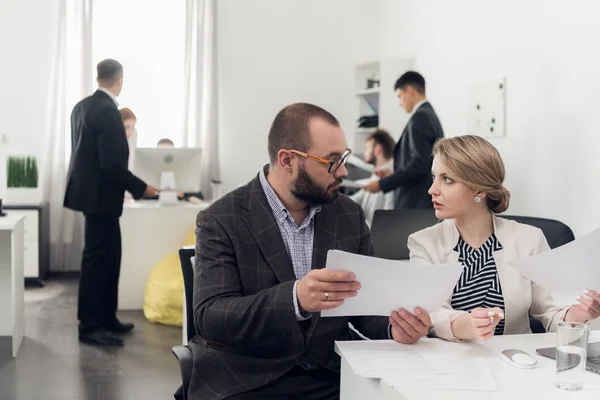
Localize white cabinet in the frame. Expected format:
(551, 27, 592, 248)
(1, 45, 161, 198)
(4, 203, 49, 285)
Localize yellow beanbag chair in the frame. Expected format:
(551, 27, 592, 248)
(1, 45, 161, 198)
(143, 227, 196, 327)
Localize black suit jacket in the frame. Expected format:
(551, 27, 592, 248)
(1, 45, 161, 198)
(63, 90, 146, 217)
(188, 173, 389, 400)
(379, 102, 444, 209)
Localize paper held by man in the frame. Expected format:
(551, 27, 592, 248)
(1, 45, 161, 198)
(508, 228, 600, 306)
(321, 250, 463, 317)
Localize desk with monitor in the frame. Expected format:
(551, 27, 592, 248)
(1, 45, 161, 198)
(118, 147, 209, 310)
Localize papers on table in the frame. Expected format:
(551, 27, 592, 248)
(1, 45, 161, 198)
(336, 340, 498, 392)
(340, 179, 366, 189)
(321, 250, 463, 317)
(347, 154, 376, 173)
(508, 228, 600, 306)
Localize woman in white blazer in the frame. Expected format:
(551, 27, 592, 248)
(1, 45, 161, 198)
(408, 135, 600, 342)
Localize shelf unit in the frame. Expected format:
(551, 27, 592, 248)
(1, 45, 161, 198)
(353, 59, 414, 152)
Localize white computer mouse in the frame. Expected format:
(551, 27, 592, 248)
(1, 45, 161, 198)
(501, 349, 537, 369)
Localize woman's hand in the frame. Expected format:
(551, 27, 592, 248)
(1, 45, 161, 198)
(565, 289, 600, 323)
(470, 307, 504, 341)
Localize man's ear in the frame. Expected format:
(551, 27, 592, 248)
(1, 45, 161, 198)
(278, 149, 294, 173)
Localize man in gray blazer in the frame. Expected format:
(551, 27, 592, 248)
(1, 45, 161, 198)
(188, 103, 432, 400)
(362, 71, 444, 209)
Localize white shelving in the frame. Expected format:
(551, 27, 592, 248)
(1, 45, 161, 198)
(355, 88, 380, 97)
(352, 59, 414, 152)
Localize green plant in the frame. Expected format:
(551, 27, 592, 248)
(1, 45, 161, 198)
(6, 156, 38, 188)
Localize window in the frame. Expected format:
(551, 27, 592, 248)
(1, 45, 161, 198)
(92, 0, 186, 147)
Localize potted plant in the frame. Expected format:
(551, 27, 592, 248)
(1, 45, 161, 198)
(5, 155, 41, 205)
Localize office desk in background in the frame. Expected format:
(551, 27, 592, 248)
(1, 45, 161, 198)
(118, 200, 209, 310)
(337, 331, 600, 400)
(0, 213, 25, 359)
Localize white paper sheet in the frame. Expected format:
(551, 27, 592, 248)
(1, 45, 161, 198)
(340, 179, 366, 189)
(339, 341, 456, 378)
(383, 356, 497, 392)
(321, 250, 463, 317)
(336, 341, 497, 392)
(347, 154, 376, 173)
(507, 228, 600, 305)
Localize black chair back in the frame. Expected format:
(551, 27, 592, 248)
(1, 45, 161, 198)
(371, 209, 439, 260)
(502, 215, 575, 334)
(178, 248, 197, 342)
(500, 215, 575, 249)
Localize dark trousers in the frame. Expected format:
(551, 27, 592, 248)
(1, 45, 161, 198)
(78, 215, 122, 332)
(225, 366, 340, 400)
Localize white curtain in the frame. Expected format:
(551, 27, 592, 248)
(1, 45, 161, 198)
(182, 0, 220, 198)
(42, 0, 94, 271)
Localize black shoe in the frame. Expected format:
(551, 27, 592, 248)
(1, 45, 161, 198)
(106, 320, 135, 334)
(79, 330, 124, 346)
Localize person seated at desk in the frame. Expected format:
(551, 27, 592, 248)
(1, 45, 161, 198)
(188, 103, 432, 400)
(157, 137, 174, 148)
(142, 137, 204, 203)
(349, 129, 395, 227)
(408, 135, 600, 342)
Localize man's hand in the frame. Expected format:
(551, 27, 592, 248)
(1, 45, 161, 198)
(362, 180, 381, 194)
(296, 269, 360, 313)
(375, 168, 393, 178)
(390, 307, 431, 344)
(143, 184, 160, 198)
(470, 307, 504, 341)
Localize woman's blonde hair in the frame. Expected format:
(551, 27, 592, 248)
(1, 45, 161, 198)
(432, 135, 510, 214)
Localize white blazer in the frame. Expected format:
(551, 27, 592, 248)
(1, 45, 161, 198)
(408, 215, 568, 341)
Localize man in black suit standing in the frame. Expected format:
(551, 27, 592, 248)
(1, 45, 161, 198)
(64, 59, 159, 346)
(362, 71, 444, 209)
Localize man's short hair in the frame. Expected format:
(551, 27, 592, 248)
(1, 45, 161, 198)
(268, 103, 339, 164)
(157, 138, 174, 147)
(367, 129, 395, 160)
(97, 59, 123, 86)
(394, 71, 425, 95)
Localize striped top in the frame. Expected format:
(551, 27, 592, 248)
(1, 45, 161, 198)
(451, 234, 505, 335)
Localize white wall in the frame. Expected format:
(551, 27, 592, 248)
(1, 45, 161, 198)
(0, 0, 60, 196)
(217, 0, 382, 194)
(377, 0, 600, 237)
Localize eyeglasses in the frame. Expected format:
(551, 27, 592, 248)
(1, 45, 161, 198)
(287, 148, 352, 174)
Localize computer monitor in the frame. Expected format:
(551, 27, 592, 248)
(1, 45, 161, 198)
(132, 147, 202, 193)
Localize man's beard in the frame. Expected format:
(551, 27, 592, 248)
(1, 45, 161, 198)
(366, 154, 376, 165)
(291, 166, 342, 205)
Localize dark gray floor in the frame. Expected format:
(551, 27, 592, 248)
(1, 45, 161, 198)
(0, 278, 182, 400)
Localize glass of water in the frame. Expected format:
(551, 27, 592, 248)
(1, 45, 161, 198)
(556, 321, 590, 391)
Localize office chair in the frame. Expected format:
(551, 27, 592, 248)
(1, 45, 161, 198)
(500, 215, 575, 249)
(173, 248, 196, 400)
(370, 209, 439, 260)
(501, 215, 575, 334)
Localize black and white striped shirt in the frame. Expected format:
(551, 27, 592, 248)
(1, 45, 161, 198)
(451, 234, 505, 335)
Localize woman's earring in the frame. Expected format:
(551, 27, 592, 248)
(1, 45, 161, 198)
(474, 196, 482, 204)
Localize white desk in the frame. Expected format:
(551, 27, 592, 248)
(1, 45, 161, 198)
(118, 200, 209, 310)
(337, 332, 600, 400)
(0, 213, 25, 358)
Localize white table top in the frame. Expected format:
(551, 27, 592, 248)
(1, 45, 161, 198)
(123, 199, 210, 209)
(336, 331, 600, 399)
(0, 213, 25, 230)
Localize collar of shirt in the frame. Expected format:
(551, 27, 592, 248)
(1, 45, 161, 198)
(98, 87, 119, 106)
(259, 165, 321, 228)
(411, 99, 428, 115)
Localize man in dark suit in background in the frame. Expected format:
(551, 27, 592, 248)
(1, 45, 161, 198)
(362, 71, 444, 209)
(188, 103, 431, 400)
(64, 59, 159, 346)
